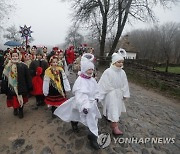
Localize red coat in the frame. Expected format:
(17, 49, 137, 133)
(66, 49, 75, 64)
(31, 67, 43, 95)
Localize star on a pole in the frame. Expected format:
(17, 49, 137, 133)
(19, 25, 33, 37)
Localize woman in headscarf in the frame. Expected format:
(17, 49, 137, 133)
(1, 49, 32, 118)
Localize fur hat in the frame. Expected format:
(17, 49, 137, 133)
(82, 53, 94, 62)
(118, 48, 127, 57)
(112, 52, 124, 64)
(53, 47, 58, 51)
(36, 48, 43, 55)
(49, 55, 59, 63)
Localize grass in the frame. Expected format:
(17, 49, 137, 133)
(155, 66, 180, 74)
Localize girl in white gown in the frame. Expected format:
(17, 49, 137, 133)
(98, 52, 130, 135)
(54, 56, 101, 150)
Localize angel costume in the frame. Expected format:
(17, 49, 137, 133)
(98, 51, 130, 135)
(54, 56, 101, 150)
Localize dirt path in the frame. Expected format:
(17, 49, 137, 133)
(0, 72, 179, 154)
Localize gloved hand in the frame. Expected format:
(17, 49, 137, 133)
(123, 97, 127, 100)
(95, 98, 99, 103)
(83, 108, 88, 114)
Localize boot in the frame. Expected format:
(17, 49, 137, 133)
(18, 106, 24, 119)
(13, 108, 18, 116)
(87, 132, 100, 150)
(51, 106, 57, 118)
(71, 121, 79, 132)
(103, 115, 111, 122)
(36, 101, 41, 106)
(111, 122, 123, 135)
(40, 100, 45, 106)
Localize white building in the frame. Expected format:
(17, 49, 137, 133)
(126, 52, 137, 59)
(117, 35, 138, 59)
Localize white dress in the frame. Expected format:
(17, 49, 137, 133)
(54, 76, 101, 136)
(98, 65, 130, 122)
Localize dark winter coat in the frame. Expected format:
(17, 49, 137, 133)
(29, 59, 49, 78)
(1, 62, 32, 96)
(0, 52, 4, 80)
(1, 63, 32, 95)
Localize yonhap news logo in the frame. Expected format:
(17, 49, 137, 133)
(97, 133, 111, 148)
(97, 133, 175, 149)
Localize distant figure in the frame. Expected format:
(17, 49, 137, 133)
(65, 46, 75, 71)
(47, 47, 58, 63)
(0, 50, 4, 80)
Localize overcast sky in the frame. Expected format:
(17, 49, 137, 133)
(3, 0, 180, 47)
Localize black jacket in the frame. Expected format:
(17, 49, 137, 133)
(1, 62, 32, 95)
(0, 53, 4, 80)
(29, 59, 49, 78)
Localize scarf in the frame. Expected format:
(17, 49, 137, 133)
(110, 64, 123, 71)
(80, 73, 91, 79)
(3, 61, 23, 107)
(45, 66, 65, 97)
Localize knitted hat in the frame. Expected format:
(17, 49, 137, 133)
(112, 52, 124, 64)
(80, 56, 94, 74)
(36, 48, 43, 55)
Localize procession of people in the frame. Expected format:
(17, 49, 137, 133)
(0, 45, 130, 150)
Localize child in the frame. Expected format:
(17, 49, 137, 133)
(43, 55, 71, 117)
(29, 48, 49, 106)
(98, 52, 130, 135)
(1, 49, 32, 118)
(55, 50, 69, 76)
(24, 53, 32, 68)
(54, 56, 101, 150)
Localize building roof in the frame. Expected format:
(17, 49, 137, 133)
(117, 35, 139, 53)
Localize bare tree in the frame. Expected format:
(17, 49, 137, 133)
(0, 0, 15, 32)
(64, 25, 84, 48)
(173, 29, 180, 64)
(128, 22, 180, 70)
(158, 22, 180, 72)
(63, 0, 177, 57)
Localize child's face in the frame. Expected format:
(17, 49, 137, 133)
(25, 55, 31, 61)
(36, 54, 42, 60)
(114, 60, 124, 67)
(51, 58, 58, 67)
(59, 52, 64, 59)
(86, 69, 94, 76)
(30, 48, 36, 54)
(11, 53, 19, 63)
(43, 48, 47, 53)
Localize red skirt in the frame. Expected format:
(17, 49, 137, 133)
(45, 95, 67, 107)
(7, 95, 28, 109)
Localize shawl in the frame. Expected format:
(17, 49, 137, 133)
(45, 66, 65, 97)
(3, 61, 23, 106)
